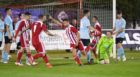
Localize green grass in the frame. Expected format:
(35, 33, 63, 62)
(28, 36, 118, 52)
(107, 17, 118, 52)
(0, 50, 140, 77)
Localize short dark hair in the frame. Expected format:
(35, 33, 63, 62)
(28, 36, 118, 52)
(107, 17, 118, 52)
(18, 13, 24, 18)
(93, 16, 98, 20)
(38, 14, 45, 19)
(5, 8, 11, 13)
(62, 18, 69, 22)
(83, 9, 90, 15)
(117, 10, 122, 15)
(24, 12, 31, 16)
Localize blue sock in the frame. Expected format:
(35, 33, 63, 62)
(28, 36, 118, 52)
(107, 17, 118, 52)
(26, 56, 28, 63)
(120, 47, 125, 58)
(77, 50, 81, 58)
(2, 51, 8, 62)
(87, 51, 91, 63)
(117, 48, 122, 58)
(2, 51, 5, 61)
(5, 52, 8, 61)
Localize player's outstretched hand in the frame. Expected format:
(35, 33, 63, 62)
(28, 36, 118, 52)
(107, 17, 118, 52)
(49, 16, 53, 20)
(113, 31, 118, 35)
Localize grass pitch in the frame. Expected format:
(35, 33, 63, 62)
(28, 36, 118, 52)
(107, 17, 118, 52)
(0, 50, 140, 77)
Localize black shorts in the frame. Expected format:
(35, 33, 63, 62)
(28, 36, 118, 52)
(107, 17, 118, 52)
(16, 42, 21, 49)
(4, 36, 12, 44)
(116, 38, 124, 44)
(0, 41, 2, 47)
(81, 39, 90, 46)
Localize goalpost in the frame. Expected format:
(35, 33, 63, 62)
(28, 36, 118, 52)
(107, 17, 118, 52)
(113, 0, 116, 58)
(0, 0, 118, 52)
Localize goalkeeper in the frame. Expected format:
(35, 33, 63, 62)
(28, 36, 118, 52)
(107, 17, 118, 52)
(96, 31, 114, 64)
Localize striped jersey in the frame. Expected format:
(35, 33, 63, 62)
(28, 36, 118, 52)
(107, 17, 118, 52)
(65, 25, 78, 44)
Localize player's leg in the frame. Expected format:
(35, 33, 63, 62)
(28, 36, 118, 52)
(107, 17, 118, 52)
(104, 59, 110, 64)
(116, 38, 121, 61)
(15, 39, 25, 65)
(0, 41, 3, 62)
(99, 53, 105, 64)
(15, 47, 24, 66)
(25, 56, 31, 66)
(2, 45, 8, 63)
(26, 48, 32, 62)
(77, 50, 81, 58)
(116, 38, 126, 61)
(85, 45, 92, 63)
(117, 43, 126, 61)
(78, 41, 86, 56)
(81, 39, 91, 63)
(104, 53, 110, 64)
(15, 39, 29, 66)
(92, 48, 98, 63)
(85, 39, 97, 64)
(72, 48, 82, 65)
(6, 36, 12, 60)
(71, 44, 82, 65)
(15, 41, 24, 66)
(2, 36, 11, 63)
(33, 42, 52, 68)
(7, 43, 12, 60)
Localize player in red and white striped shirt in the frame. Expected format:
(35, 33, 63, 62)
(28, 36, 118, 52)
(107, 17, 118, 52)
(85, 16, 102, 63)
(63, 19, 86, 66)
(14, 12, 35, 66)
(49, 16, 86, 65)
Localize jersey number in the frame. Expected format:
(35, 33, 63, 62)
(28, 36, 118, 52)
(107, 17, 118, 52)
(34, 25, 37, 32)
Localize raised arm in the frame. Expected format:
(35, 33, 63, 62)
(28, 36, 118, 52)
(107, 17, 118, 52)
(14, 21, 24, 39)
(42, 24, 55, 36)
(49, 16, 62, 26)
(44, 30, 54, 36)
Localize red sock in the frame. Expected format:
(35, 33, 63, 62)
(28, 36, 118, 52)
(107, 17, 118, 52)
(74, 56, 81, 64)
(93, 48, 97, 58)
(42, 55, 49, 63)
(16, 51, 23, 62)
(27, 53, 33, 63)
(33, 53, 43, 59)
(93, 50, 97, 58)
(85, 45, 90, 53)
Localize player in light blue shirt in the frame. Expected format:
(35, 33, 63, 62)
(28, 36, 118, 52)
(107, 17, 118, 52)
(78, 10, 93, 64)
(0, 13, 4, 44)
(113, 11, 126, 61)
(2, 8, 13, 63)
(0, 13, 4, 58)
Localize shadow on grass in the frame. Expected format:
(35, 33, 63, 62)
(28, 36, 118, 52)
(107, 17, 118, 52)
(52, 63, 73, 66)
